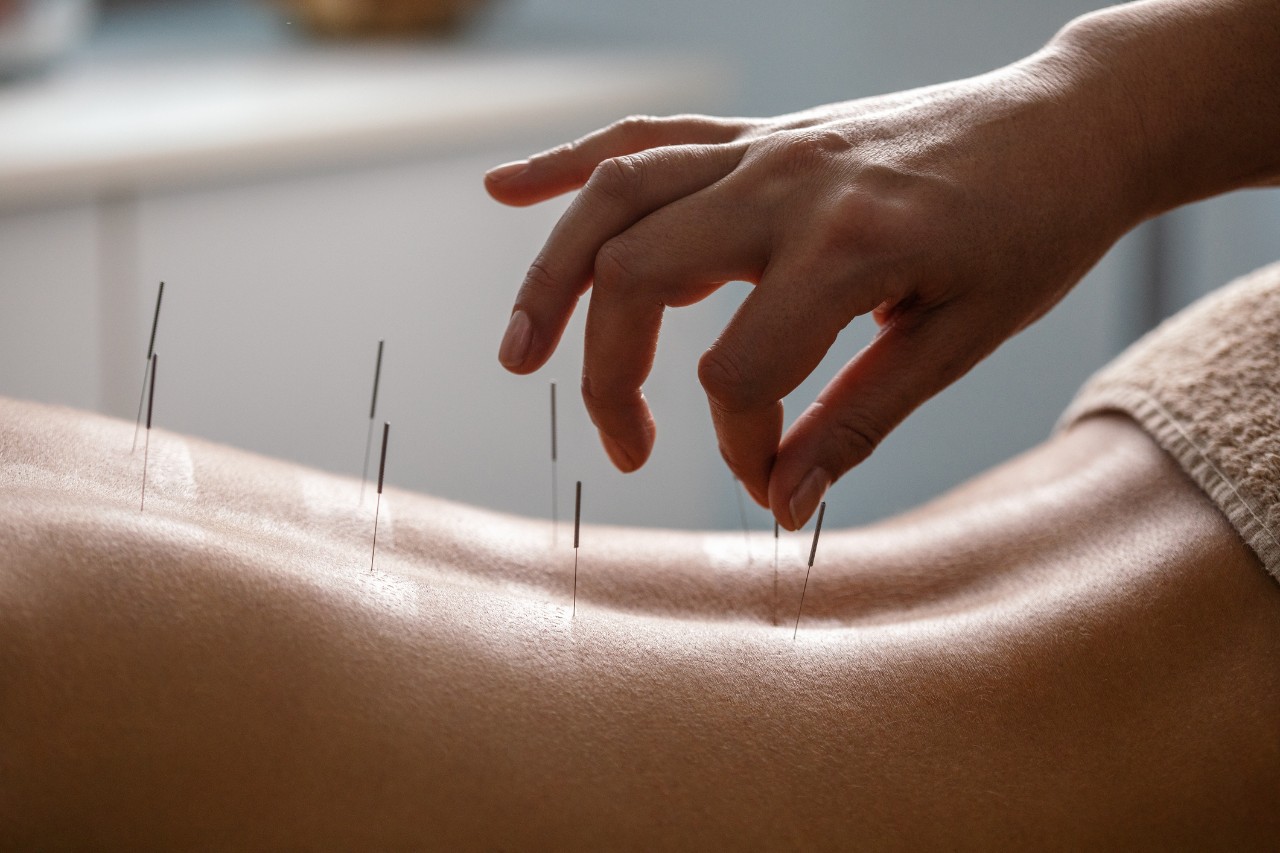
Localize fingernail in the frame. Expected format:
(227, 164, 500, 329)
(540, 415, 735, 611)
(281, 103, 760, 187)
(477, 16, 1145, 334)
(789, 467, 831, 529)
(486, 160, 529, 182)
(599, 430, 639, 472)
(499, 310, 532, 369)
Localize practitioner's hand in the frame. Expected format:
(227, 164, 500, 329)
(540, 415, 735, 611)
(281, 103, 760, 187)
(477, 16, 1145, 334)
(487, 42, 1147, 529)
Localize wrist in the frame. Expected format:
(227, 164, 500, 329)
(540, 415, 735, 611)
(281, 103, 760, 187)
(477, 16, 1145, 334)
(1033, 13, 1165, 227)
(989, 32, 1155, 240)
(1048, 0, 1280, 219)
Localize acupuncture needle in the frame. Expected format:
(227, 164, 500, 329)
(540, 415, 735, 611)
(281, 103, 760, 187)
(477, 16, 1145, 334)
(572, 480, 582, 618)
(369, 422, 389, 572)
(132, 281, 165, 452)
(793, 501, 826, 640)
(360, 339, 385, 503)
(551, 381, 559, 544)
(140, 353, 157, 511)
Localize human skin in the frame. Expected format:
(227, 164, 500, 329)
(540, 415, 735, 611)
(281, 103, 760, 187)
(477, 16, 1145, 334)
(1, 396, 1277, 848)
(486, 0, 1280, 530)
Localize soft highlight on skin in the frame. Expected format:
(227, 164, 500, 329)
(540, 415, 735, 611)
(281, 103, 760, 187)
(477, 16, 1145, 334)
(1, 396, 1277, 849)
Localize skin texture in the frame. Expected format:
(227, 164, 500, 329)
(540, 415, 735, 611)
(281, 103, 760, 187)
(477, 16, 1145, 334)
(487, 0, 1280, 530)
(1, 396, 1277, 849)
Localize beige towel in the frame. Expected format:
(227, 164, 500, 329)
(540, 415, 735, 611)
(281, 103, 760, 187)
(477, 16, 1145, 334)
(1060, 261, 1280, 586)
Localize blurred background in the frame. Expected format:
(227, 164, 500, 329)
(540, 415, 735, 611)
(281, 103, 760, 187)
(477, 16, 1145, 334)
(1, 0, 1277, 531)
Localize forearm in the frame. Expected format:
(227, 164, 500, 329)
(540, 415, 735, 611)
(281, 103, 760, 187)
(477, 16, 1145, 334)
(1053, 0, 1280, 217)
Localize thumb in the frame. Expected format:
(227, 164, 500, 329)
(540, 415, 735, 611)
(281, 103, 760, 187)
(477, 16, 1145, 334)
(767, 304, 994, 529)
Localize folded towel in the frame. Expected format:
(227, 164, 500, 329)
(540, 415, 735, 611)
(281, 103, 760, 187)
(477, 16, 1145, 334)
(1060, 261, 1280, 585)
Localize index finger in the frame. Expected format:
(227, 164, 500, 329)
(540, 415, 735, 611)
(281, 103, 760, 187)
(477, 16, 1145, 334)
(499, 143, 746, 375)
(485, 114, 746, 207)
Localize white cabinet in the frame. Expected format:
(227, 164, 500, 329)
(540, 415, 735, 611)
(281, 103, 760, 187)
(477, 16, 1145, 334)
(0, 202, 99, 409)
(0, 48, 736, 528)
(121, 149, 733, 530)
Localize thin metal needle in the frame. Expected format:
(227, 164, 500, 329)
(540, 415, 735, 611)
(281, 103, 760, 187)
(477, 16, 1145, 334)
(140, 353, 157, 511)
(370, 422, 390, 572)
(551, 381, 559, 543)
(133, 281, 165, 452)
(360, 340, 385, 503)
(793, 501, 826, 640)
(572, 480, 582, 618)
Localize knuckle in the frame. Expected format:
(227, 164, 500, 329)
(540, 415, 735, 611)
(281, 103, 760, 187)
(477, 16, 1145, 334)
(609, 114, 660, 142)
(713, 439, 753, 480)
(594, 238, 643, 294)
(697, 345, 759, 411)
(827, 408, 885, 465)
(586, 154, 646, 205)
(520, 258, 560, 303)
(790, 127, 849, 156)
(684, 113, 745, 139)
(757, 127, 850, 174)
(534, 138, 586, 176)
(542, 139, 578, 161)
(796, 194, 910, 291)
(802, 209, 880, 277)
(580, 371, 637, 413)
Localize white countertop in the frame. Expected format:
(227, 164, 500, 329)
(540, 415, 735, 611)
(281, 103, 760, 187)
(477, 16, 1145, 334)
(0, 44, 723, 209)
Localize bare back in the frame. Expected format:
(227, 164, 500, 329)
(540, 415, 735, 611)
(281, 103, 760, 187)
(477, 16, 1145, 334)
(1, 397, 1277, 849)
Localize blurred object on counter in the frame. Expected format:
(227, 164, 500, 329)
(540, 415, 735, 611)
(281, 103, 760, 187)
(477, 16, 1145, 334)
(271, 0, 486, 37)
(0, 0, 95, 77)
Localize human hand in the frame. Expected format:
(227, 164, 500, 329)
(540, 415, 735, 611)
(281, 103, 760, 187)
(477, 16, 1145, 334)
(486, 45, 1146, 529)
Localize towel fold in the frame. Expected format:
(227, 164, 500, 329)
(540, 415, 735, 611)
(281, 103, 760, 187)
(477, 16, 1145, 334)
(1060, 260, 1280, 586)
